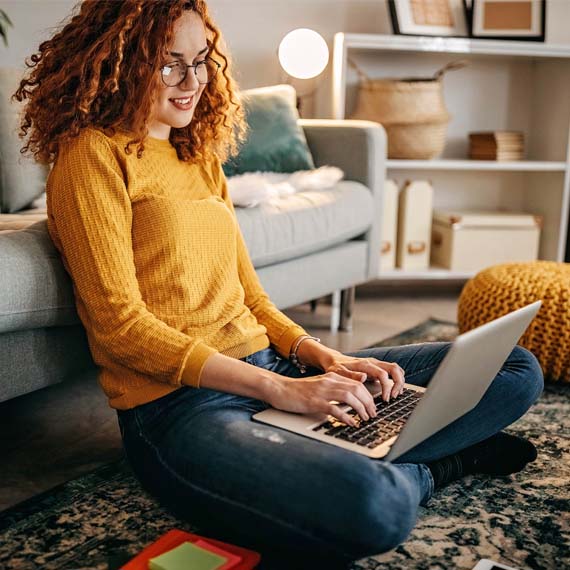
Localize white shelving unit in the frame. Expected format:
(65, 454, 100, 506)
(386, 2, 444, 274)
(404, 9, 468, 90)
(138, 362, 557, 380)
(333, 33, 570, 281)
(386, 159, 566, 172)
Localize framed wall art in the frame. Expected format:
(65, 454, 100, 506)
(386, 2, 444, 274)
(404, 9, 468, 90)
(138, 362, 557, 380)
(470, 0, 546, 41)
(388, 0, 470, 37)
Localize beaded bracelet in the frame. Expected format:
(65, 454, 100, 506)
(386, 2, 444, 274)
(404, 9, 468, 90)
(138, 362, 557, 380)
(289, 335, 321, 373)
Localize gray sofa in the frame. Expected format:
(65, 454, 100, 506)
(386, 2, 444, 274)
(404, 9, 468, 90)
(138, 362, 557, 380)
(0, 116, 386, 403)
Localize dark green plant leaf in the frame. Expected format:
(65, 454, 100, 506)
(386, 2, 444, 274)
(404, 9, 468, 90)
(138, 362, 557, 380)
(0, 9, 13, 26)
(0, 9, 12, 47)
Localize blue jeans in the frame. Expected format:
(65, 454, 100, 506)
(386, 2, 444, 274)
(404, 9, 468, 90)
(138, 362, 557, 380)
(116, 342, 543, 569)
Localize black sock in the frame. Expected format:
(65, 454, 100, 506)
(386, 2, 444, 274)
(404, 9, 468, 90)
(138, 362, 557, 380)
(426, 453, 465, 488)
(459, 431, 538, 476)
(426, 432, 537, 488)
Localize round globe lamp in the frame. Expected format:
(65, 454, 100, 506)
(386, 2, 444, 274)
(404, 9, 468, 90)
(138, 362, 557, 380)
(278, 28, 329, 116)
(278, 28, 329, 80)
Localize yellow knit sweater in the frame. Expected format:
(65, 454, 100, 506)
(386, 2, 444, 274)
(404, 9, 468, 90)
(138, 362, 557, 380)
(46, 127, 308, 410)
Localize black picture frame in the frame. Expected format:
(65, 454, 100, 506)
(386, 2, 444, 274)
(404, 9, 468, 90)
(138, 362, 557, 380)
(468, 0, 546, 42)
(388, 0, 470, 38)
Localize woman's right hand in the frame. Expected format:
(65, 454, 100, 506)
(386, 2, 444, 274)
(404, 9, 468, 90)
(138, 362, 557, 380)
(265, 373, 378, 427)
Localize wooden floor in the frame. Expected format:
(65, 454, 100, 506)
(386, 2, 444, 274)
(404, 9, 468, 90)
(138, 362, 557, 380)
(0, 285, 460, 512)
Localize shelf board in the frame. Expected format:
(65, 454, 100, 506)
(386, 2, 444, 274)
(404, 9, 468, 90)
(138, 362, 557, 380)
(339, 33, 570, 59)
(386, 159, 567, 172)
(378, 267, 475, 280)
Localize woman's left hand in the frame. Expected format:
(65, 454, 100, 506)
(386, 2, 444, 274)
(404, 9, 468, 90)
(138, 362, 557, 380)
(323, 353, 406, 402)
(295, 338, 406, 401)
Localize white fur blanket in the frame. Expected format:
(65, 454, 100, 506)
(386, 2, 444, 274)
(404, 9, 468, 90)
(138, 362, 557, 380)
(227, 166, 344, 208)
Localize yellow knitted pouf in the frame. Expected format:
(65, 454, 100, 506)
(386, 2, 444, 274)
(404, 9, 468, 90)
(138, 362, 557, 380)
(458, 261, 570, 383)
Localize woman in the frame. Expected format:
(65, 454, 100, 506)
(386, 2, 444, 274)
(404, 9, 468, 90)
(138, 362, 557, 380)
(14, 1, 543, 568)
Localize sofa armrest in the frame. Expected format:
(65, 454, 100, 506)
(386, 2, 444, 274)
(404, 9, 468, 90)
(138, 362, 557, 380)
(299, 119, 386, 281)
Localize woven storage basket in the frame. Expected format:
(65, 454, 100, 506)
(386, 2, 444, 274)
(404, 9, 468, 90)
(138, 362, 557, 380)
(349, 60, 466, 159)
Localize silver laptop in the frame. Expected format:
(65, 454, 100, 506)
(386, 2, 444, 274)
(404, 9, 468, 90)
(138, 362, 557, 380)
(253, 301, 541, 462)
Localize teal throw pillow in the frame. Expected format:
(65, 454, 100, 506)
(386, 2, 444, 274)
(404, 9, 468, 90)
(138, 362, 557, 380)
(223, 84, 315, 177)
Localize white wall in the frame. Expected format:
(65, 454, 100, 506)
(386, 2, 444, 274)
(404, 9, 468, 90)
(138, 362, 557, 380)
(1, 0, 569, 118)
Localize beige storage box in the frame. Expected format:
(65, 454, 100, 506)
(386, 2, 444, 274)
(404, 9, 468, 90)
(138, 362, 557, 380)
(396, 180, 434, 270)
(380, 179, 399, 271)
(431, 210, 542, 272)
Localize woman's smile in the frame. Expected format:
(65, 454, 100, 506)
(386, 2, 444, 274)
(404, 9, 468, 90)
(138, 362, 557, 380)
(169, 95, 195, 111)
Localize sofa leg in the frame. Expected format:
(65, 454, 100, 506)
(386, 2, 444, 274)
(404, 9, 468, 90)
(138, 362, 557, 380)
(339, 286, 355, 332)
(330, 290, 341, 332)
(310, 299, 318, 313)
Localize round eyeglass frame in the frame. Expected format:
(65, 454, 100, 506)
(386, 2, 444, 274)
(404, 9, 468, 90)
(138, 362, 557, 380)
(158, 56, 221, 87)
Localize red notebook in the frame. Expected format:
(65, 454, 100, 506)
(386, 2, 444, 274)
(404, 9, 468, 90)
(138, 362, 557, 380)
(121, 529, 261, 570)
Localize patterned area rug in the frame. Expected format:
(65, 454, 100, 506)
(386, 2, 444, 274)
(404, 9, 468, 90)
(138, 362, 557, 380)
(0, 319, 568, 570)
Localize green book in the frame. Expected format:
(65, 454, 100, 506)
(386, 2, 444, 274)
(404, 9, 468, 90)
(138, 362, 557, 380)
(149, 541, 228, 570)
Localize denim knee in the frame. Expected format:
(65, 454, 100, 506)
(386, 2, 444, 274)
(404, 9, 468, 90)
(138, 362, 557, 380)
(506, 345, 544, 408)
(340, 465, 419, 558)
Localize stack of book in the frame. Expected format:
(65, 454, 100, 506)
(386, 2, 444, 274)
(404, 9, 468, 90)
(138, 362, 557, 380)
(468, 131, 525, 161)
(121, 529, 261, 570)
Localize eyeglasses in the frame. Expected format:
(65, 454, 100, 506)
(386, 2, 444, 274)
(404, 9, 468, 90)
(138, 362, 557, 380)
(159, 57, 221, 87)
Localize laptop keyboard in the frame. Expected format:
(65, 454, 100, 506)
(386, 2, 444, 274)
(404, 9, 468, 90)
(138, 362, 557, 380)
(312, 387, 423, 449)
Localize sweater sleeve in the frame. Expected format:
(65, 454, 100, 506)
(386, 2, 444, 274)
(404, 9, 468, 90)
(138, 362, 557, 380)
(47, 129, 217, 388)
(210, 157, 309, 358)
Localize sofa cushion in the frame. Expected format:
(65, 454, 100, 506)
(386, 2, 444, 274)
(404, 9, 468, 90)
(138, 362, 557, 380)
(0, 220, 79, 334)
(0, 182, 373, 333)
(222, 84, 315, 177)
(0, 192, 47, 231)
(0, 67, 50, 213)
(235, 181, 374, 268)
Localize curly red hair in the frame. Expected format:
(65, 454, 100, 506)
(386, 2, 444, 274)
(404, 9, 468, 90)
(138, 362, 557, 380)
(12, 0, 245, 165)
